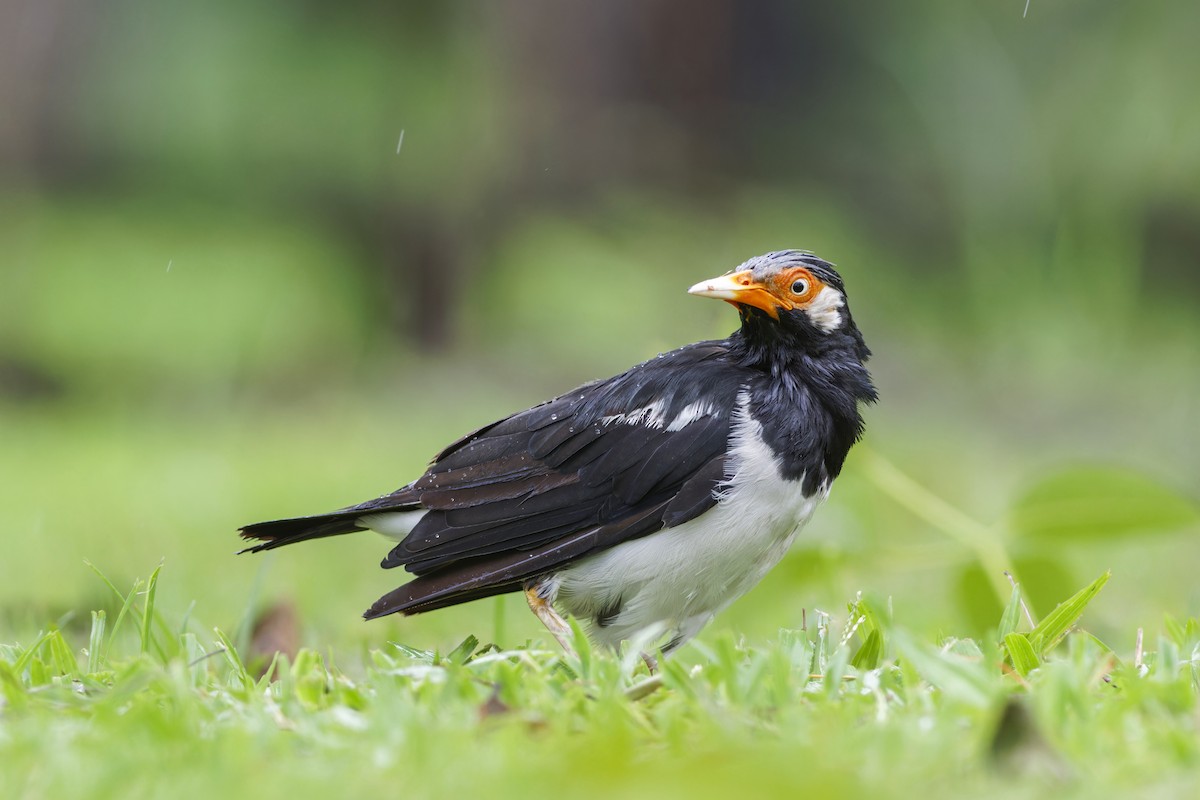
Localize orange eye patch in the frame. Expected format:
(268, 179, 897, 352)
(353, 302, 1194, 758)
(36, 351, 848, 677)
(766, 268, 823, 312)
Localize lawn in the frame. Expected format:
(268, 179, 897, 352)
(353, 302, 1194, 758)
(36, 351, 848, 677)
(3, 374, 1199, 799)
(4, 562, 1200, 800)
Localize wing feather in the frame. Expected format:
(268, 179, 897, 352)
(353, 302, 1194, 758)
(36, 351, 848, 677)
(241, 339, 768, 619)
(362, 341, 748, 614)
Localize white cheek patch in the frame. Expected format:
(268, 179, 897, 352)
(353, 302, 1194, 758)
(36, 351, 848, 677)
(805, 285, 844, 332)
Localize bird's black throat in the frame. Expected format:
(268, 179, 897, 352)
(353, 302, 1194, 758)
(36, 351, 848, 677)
(729, 306, 877, 494)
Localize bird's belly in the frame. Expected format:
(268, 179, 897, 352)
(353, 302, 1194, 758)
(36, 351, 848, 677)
(555, 464, 824, 648)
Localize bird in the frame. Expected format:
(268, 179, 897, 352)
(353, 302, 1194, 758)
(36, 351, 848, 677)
(239, 250, 876, 658)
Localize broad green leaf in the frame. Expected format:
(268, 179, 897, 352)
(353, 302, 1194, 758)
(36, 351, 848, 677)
(955, 563, 1005, 634)
(1010, 467, 1200, 542)
(1028, 571, 1111, 655)
(1004, 633, 1040, 677)
(851, 628, 883, 670)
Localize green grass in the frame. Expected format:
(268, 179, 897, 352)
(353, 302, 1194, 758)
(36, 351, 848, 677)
(4, 566, 1200, 800)
(3, 192, 1199, 799)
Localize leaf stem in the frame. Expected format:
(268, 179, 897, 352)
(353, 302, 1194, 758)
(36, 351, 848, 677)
(859, 448, 1013, 605)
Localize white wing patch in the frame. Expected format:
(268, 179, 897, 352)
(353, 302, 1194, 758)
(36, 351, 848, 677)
(601, 399, 669, 429)
(602, 398, 716, 432)
(666, 400, 718, 431)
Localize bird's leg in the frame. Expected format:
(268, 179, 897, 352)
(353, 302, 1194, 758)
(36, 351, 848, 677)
(647, 615, 706, 672)
(523, 581, 576, 656)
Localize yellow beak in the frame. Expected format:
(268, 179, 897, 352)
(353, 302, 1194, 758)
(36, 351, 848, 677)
(687, 270, 779, 319)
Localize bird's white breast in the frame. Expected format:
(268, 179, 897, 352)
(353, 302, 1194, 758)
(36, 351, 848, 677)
(555, 391, 826, 649)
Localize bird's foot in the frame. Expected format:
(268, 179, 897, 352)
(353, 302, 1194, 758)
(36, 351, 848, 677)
(523, 583, 577, 658)
(640, 651, 659, 674)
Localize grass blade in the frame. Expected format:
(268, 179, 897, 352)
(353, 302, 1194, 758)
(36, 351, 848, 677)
(84, 560, 126, 605)
(214, 628, 253, 690)
(12, 631, 54, 677)
(88, 610, 107, 674)
(1004, 633, 1040, 677)
(109, 578, 143, 646)
(998, 583, 1023, 639)
(141, 563, 162, 656)
(1028, 571, 1111, 656)
(445, 634, 479, 665)
(46, 629, 79, 678)
(892, 629, 996, 709)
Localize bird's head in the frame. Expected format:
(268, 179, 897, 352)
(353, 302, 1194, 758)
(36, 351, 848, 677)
(688, 250, 862, 346)
(691, 249, 876, 412)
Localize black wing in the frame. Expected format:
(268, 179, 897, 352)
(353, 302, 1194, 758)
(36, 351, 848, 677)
(242, 340, 748, 618)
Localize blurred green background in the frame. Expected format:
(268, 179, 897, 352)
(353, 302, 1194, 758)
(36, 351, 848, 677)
(2, 0, 1198, 656)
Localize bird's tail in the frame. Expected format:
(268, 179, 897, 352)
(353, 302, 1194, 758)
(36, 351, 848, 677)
(238, 512, 368, 553)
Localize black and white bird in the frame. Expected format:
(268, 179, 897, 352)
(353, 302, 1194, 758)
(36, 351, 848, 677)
(240, 250, 876, 656)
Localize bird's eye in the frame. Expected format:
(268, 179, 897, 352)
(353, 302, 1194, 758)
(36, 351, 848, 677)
(790, 279, 809, 296)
